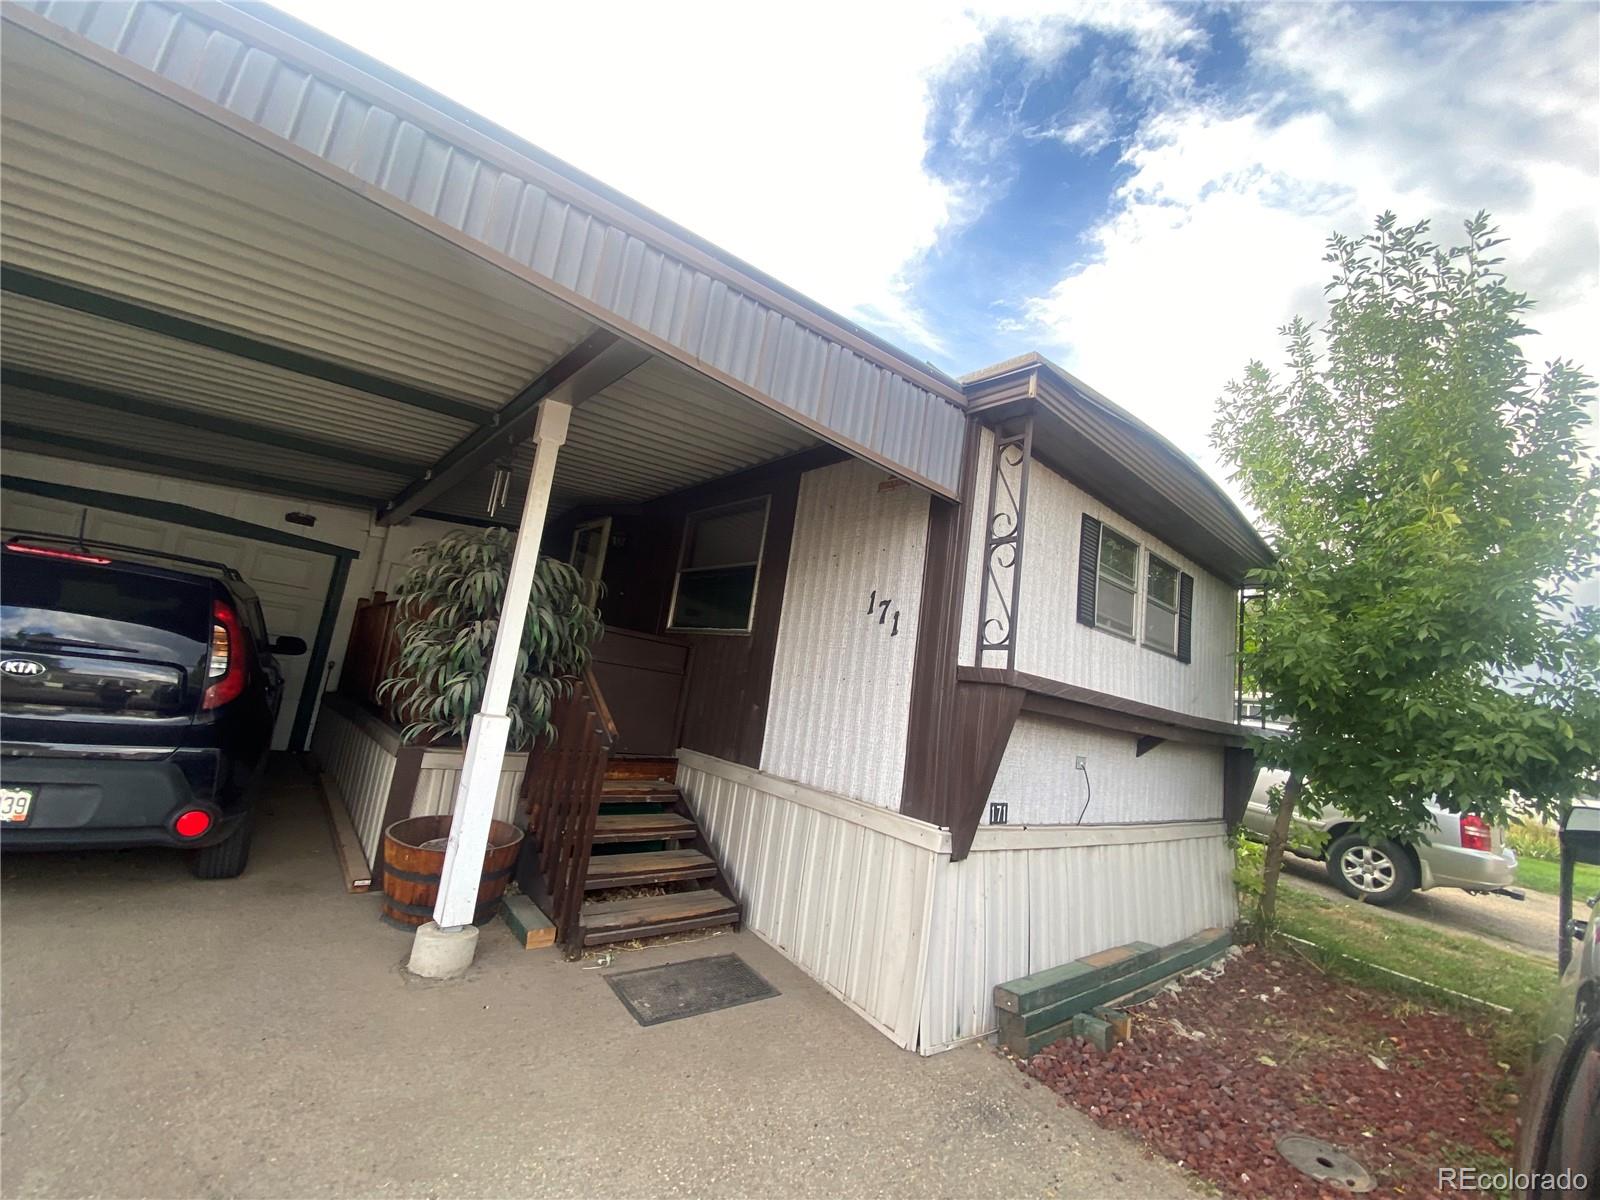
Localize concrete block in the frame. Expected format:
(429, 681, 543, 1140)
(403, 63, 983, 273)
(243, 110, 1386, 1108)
(407, 920, 479, 980)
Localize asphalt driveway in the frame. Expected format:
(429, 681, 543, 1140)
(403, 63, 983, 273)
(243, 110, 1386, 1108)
(1, 757, 1194, 1200)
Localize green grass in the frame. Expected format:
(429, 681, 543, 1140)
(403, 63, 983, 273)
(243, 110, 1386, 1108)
(1511, 855, 1600, 899)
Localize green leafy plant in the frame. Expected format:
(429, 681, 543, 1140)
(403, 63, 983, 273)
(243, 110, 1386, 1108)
(1506, 816, 1562, 863)
(377, 528, 604, 749)
(1213, 212, 1600, 927)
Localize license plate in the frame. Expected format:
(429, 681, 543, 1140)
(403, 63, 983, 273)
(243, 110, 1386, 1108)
(0, 786, 34, 824)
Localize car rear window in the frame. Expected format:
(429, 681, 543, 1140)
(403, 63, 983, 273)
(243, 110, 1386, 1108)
(1, 554, 209, 640)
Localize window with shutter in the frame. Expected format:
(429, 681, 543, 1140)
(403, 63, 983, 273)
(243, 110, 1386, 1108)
(1176, 571, 1194, 664)
(1095, 527, 1138, 639)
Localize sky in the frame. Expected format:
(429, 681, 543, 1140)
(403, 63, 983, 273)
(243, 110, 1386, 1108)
(276, 0, 1599, 492)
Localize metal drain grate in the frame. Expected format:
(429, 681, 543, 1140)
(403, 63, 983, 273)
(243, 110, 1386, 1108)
(1276, 1135, 1376, 1193)
(605, 953, 779, 1026)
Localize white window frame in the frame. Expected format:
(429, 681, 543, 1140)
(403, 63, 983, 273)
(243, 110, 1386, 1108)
(1094, 524, 1139, 641)
(568, 516, 612, 586)
(1142, 551, 1181, 656)
(666, 496, 771, 635)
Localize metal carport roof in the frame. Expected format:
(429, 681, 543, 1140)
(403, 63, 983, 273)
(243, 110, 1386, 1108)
(1, 1, 968, 524)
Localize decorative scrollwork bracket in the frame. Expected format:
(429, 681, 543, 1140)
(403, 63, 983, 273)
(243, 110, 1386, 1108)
(976, 417, 1033, 670)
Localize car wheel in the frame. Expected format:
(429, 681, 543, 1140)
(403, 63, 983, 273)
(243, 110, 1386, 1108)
(191, 816, 253, 879)
(1326, 832, 1415, 906)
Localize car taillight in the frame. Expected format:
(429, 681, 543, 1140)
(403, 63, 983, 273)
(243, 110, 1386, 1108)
(1460, 814, 1492, 852)
(4, 541, 111, 564)
(174, 810, 212, 839)
(202, 599, 247, 710)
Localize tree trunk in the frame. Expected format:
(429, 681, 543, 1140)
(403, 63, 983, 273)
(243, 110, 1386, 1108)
(1259, 772, 1303, 928)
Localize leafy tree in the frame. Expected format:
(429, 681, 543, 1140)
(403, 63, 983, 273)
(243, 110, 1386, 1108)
(1213, 212, 1599, 926)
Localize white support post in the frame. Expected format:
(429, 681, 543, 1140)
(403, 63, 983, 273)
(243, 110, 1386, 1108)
(408, 399, 571, 976)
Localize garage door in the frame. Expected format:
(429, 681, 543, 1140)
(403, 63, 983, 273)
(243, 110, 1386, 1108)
(2, 491, 333, 750)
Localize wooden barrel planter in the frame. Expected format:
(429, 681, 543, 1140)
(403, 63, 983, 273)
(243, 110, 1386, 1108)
(380, 815, 523, 929)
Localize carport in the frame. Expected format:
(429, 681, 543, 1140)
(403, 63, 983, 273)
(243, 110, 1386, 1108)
(0, 2, 966, 959)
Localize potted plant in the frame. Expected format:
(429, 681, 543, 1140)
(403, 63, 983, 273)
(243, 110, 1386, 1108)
(373, 528, 604, 926)
(378, 527, 604, 750)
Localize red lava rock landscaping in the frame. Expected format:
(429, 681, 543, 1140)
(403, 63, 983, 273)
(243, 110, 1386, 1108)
(1017, 946, 1520, 1199)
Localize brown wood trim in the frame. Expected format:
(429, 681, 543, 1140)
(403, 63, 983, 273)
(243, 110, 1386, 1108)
(958, 666, 1253, 747)
(948, 680, 1025, 861)
(372, 746, 426, 888)
(1222, 746, 1259, 830)
(583, 665, 619, 748)
(901, 424, 982, 831)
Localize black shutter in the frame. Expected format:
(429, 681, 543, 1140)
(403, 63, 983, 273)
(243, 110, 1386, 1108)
(1176, 571, 1195, 663)
(1076, 514, 1101, 628)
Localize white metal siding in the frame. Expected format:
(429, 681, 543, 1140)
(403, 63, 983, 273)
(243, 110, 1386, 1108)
(410, 750, 528, 829)
(679, 751, 936, 1049)
(311, 701, 397, 868)
(986, 716, 1223, 826)
(760, 460, 930, 811)
(13, 1, 967, 495)
(919, 827, 1235, 1052)
(1015, 458, 1237, 721)
(677, 751, 1233, 1057)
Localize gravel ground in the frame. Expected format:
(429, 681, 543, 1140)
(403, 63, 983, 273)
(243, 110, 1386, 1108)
(1019, 947, 1520, 1199)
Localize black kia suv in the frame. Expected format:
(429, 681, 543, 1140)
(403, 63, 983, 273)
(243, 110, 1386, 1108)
(0, 535, 306, 877)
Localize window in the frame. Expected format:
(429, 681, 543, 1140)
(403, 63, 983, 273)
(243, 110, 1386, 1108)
(668, 497, 769, 633)
(568, 517, 611, 586)
(1143, 554, 1180, 654)
(1095, 527, 1138, 638)
(1076, 513, 1195, 664)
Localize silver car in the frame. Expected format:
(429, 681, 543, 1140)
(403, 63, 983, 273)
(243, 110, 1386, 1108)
(1243, 768, 1519, 906)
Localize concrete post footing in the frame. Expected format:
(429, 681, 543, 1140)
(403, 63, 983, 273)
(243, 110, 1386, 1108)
(407, 920, 479, 980)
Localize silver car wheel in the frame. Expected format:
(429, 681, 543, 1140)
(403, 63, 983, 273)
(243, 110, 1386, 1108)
(1339, 844, 1397, 894)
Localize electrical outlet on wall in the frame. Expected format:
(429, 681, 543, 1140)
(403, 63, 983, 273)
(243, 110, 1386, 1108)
(1074, 754, 1087, 770)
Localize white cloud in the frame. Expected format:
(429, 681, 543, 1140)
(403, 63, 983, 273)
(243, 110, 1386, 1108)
(270, 0, 1200, 354)
(1022, 3, 1600, 478)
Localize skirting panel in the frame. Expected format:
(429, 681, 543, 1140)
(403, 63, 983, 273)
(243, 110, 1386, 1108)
(311, 697, 398, 868)
(411, 748, 528, 829)
(312, 694, 529, 869)
(678, 750, 936, 1049)
(918, 827, 1235, 1053)
(675, 751, 1234, 1056)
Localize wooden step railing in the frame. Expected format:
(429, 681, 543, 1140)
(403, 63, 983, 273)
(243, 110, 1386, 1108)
(520, 667, 617, 957)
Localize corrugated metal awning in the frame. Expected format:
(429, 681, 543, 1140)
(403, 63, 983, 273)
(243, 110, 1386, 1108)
(1, 1, 966, 516)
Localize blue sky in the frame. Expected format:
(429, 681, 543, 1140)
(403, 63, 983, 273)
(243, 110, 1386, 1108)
(278, 0, 1598, 483)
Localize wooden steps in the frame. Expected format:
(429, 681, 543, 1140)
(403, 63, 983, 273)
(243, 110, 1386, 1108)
(591, 812, 698, 842)
(527, 752, 742, 951)
(578, 758, 741, 944)
(586, 848, 717, 887)
(580, 890, 740, 945)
